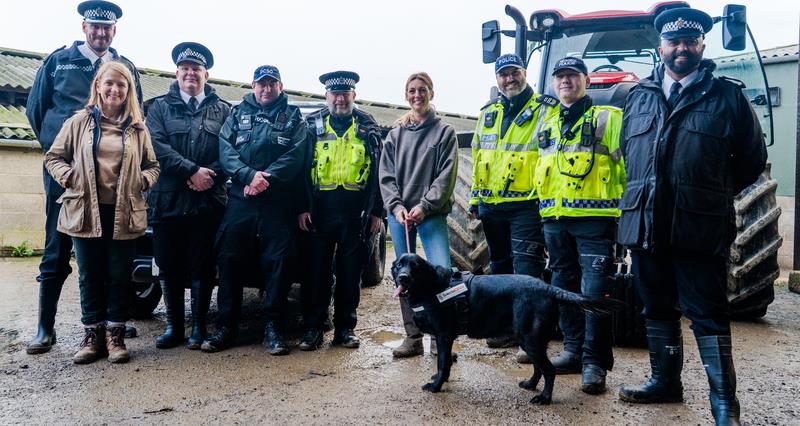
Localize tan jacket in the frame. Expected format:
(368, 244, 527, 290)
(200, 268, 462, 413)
(45, 108, 160, 240)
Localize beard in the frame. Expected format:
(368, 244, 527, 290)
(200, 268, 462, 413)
(664, 50, 701, 75)
(328, 103, 354, 119)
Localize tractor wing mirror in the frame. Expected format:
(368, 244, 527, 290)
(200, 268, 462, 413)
(722, 4, 747, 51)
(482, 20, 501, 64)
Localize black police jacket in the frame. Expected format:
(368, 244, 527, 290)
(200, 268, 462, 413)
(299, 107, 384, 221)
(617, 60, 766, 257)
(26, 41, 143, 194)
(218, 92, 308, 201)
(145, 81, 231, 221)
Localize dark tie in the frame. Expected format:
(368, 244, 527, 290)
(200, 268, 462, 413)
(188, 96, 198, 112)
(667, 82, 682, 109)
(93, 58, 102, 72)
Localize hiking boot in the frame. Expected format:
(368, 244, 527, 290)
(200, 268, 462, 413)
(73, 324, 106, 364)
(106, 325, 130, 364)
(581, 364, 607, 394)
(298, 329, 324, 351)
(550, 350, 582, 374)
(393, 336, 423, 358)
(332, 329, 360, 349)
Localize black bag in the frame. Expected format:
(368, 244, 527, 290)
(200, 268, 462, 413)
(611, 247, 647, 347)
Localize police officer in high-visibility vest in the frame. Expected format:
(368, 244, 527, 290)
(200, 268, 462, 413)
(296, 71, 383, 351)
(470, 54, 556, 350)
(534, 57, 625, 395)
(202, 65, 308, 355)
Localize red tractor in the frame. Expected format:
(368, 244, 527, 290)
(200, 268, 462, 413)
(448, 2, 780, 341)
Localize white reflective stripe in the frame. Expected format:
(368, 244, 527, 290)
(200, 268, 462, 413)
(594, 109, 610, 141)
(503, 143, 537, 152)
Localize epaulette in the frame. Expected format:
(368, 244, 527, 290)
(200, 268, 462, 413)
(480, 97, 499, 111)
(353, 108, 379, 128)
(719, 75, 746, 89)
(305, 107, 327, 126)
(44, 45, 67, 61)
(536, 94, 559, 107)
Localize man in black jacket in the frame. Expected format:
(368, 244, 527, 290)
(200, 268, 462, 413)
(616, 8, 766, 426)
(146, 42, 230, 350)
(24, 0, 142, 355)
(201, 65, 308, 355)
(296, 71, 383, 351)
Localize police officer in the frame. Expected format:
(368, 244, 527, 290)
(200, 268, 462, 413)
(201, 65, 308, 355)
(25, 0, 142, 355)
(296, 71, 383, 350)
(146, 43, 230, 350)
(534, 57, 625, 394)
(617, 8, 766, 425)
(470, 54, 554, 349)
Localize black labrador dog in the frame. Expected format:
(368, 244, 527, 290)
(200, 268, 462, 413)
(391, 253, 624, 404)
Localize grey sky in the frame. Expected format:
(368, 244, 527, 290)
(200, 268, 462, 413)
(3, 0, 799, 115)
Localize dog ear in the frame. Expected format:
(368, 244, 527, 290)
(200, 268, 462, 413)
(433, 265, 452, 285)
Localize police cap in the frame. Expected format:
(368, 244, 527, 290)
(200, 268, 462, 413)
(319, 71, 360, 92)
(77, 1, 122, 25)
(253, 65, 282, 82)
(654, 7, 713, 40)
(172, 42, 214, 69)
(495, 54, 525, 74)
(552, 56, 588, 76)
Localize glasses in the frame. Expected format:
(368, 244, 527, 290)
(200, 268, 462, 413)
(663, 37, 703, 48)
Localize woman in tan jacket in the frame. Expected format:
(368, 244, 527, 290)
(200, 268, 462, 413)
(45, 61, 159, 364)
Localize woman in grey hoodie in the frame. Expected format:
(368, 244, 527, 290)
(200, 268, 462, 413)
(379, 72, 457, 358)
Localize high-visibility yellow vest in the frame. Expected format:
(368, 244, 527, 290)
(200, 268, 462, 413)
(470, 94, 558, 205)
(534, 104, 625, 218)
(311, 116, 370, 191)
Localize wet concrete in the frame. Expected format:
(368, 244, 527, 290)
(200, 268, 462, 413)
(1, 256, 799, 425)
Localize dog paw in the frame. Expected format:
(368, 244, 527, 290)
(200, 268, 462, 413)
(422, 383, 442, 393)
(519, 379, 537, 390)
(529, 393, 552, 405)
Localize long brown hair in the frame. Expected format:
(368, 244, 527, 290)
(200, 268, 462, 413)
(396, 72, 435, 127)
(87, 61, 144, 126)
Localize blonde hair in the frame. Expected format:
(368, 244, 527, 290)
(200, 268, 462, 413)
(397, 72, 435, 127)
(87, 61, 143, 126)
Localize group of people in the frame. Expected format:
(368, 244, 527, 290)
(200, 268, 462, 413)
(23, 2, 765, 425)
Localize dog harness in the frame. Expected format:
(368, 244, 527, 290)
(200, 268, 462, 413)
(410, 270, 474, 336)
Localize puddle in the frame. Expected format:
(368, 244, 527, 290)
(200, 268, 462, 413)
(370, 330, 404, 348)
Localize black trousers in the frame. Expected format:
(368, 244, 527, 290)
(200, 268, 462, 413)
(478, 201, 546, 277)
(72, 204, 135, 325)
(631, 249, 731, 337)
(152, 205, 223, 288)
(215, 197, 291, 328)
(303, 213, 368, 331)
(544, 218, 616, 370)
(38, 181, 73, 286)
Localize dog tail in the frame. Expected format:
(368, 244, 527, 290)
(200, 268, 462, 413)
(546, 285, 626, 315)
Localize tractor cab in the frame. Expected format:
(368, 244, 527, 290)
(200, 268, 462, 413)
(482, 2, 774, 145)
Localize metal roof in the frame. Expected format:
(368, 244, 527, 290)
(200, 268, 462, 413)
(0, 46, 477, 143)
(715, 44, 799, 65)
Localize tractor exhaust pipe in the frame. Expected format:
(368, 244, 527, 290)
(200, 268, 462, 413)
(505, 5, 528, 66)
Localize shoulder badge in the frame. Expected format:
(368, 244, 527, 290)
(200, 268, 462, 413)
(719, 75, 746, 89)
(536, 94, 559, 107)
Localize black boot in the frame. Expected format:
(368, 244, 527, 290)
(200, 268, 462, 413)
(697, 335, 741, 426)
(27, 282, 63, 354)
(263, 321, 290, 356)
(201, 326, 236, 353)
(619, 320, 684, 403)
(187, 280, 212, 350)
(155, 281, 185, 349)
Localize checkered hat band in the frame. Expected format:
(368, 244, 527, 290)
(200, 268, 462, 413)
(661, 19, 703, 34)
(84, 7, 116, 21)
(325, 77, 356, 88)
(177, 48, 206, 64)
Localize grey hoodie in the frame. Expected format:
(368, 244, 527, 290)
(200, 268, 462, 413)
(379, 110, 457, 217)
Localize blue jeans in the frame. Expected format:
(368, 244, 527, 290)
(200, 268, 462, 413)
(389, 214, 451, 337)
(544, 218, 615, 371)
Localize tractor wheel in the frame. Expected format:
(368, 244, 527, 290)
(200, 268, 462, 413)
(728, 164, 782, 319)
(447, 148, 490, 272)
